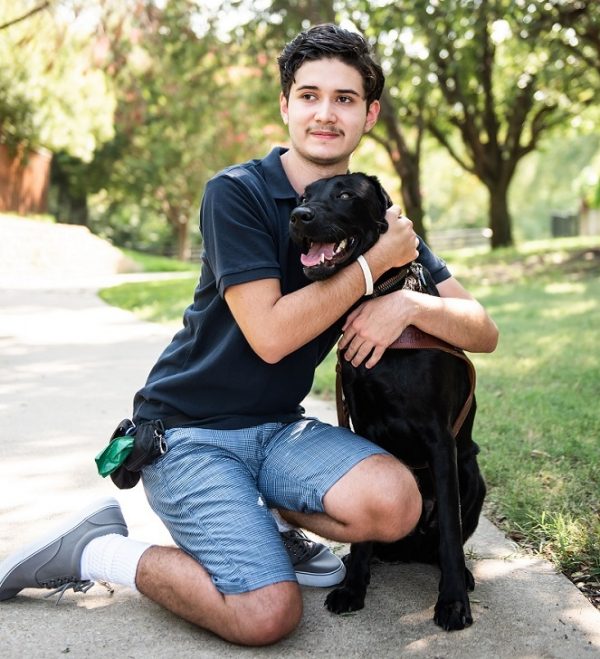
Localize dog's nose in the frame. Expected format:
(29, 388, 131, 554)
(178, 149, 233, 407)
(290, 206, 315, 225)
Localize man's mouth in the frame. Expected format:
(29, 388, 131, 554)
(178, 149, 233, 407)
(309, 128, 342, 139)
(300, 238, 355, 268)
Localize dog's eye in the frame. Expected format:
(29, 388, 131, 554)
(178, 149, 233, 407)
(338, 192, 353, 200)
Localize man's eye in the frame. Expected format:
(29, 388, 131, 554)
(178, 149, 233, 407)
(338, 96, 353, 103)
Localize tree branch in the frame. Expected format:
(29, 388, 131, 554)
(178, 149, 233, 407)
(426, 120, 476, 174)
(504, 75, 536, 159)
(0, 1, 50, 31)
(432, 45, 485, 171)
(479, 9, 500, 154)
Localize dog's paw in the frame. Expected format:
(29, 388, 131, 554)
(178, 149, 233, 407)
(434, 597, 473, 631)
(324, 586, 366, 614)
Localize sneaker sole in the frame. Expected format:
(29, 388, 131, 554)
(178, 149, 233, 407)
(296, 562, 346, 588)
(0, 496, 124, 601)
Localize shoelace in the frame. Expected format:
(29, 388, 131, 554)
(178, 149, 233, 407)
(42, 578, 114, 605)
(281, 529, 317, 564)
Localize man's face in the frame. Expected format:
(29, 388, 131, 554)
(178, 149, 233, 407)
(280, 58, 380, 168)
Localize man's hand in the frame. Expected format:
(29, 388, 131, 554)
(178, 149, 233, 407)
(340, 277, 499, 370)
(363, 206, 419, 280)
(339, 290, 418, 369)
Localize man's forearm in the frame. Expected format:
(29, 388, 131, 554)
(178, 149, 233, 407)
(408, 293, 498, 354)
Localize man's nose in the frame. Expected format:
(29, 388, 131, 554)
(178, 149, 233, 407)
(314, 100, 336, 123)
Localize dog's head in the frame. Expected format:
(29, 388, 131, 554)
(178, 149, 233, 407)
(289, 173, 391, 281)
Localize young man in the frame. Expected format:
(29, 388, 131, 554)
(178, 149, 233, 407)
(0, 25, 497, 645)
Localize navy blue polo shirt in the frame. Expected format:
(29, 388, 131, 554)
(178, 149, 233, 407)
(132, 147, 451, 429)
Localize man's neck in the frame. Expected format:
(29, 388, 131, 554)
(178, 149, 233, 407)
(280, 149, 350, 195)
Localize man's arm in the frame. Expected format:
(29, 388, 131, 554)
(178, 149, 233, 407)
(338, 276, 499, 369)
(224, 209, 418, 364)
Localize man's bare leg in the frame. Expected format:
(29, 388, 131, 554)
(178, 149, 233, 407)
(135, 454, 420, 645)
(281, 454, 422, 543)
(136, 546, 302, 646)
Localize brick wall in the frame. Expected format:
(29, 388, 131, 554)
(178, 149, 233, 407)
(0, 144, 52, 214)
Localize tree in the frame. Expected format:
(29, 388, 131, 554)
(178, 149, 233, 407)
(348, 0, 598, 248)
(0, 0, 115, 160)
(79, 0, 286, 258)
(546, 0, 600, 73)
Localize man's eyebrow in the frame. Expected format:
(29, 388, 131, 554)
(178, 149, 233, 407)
(296, 84, 362, 97)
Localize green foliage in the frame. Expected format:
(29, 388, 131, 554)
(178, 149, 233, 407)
(0, 0, 115, 159)
(0, 70, 37, 151)
(6, 0, 598, 258)
(338, 0, 599, 246)
(72, 0, 286, 257)
(511, 131, 600, 237)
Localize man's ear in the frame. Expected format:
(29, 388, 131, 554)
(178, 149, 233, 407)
(364, 99, 380, 133)
(280, 92, 289, 125)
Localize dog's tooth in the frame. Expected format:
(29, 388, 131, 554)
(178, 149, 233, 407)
(333, 239, 346, 255)
(320, 253, 325, 264)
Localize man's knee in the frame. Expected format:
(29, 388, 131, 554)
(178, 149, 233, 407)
(228, 582, 303, 646)
(326, 454, 422, 542)
(374, 460, 422, 541)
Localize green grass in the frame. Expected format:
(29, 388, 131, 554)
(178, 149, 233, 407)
(470, 266, 599, 580)
(99, 275, 198, 324)
(121, 248, 196, 273)
(100, 237, 600, 586)
(99, 248, 197, 323)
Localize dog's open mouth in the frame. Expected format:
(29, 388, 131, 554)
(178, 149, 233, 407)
(300, 237, 355, 270)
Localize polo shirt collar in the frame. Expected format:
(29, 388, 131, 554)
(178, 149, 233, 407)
(261, 146, 298, 200)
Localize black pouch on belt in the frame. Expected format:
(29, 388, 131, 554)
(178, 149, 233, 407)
(95, 418, 167, 490)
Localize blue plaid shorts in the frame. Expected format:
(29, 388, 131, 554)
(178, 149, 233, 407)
(141, 418, 388, 594)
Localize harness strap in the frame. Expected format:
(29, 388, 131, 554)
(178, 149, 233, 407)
(335, 355, 351, 429)
(335, 326, 476, 439)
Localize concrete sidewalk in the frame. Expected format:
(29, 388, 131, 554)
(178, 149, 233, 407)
(0, 274, 599, 658)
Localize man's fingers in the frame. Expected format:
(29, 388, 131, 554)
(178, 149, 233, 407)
(365, 346, 386, 369)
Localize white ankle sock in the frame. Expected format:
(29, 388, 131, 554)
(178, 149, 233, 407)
(80, 534, 150, 592)
(270, 508, 295, 532)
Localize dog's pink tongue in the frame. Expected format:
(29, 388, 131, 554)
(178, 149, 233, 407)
(301, 242, 336, 267)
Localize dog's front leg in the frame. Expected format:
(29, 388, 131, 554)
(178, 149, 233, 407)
(429, 437, 473, 631)
(324, 541, 373, 614)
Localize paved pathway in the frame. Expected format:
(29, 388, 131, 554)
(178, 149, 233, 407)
(1, 273, 599, 658)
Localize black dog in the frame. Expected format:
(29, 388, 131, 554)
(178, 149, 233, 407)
(289, 173, 486, 631)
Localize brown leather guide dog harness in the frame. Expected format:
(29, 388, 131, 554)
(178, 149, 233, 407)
(335, 263, 477, 440)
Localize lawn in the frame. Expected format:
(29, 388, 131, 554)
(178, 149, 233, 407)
(100, 237, 600, 602)
(455, 241, 600, 593)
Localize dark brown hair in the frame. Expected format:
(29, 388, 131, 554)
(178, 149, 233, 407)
(278, 24, 385, 107)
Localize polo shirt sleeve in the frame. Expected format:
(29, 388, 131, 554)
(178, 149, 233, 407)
(416, 236, 452, 285)
(200, 169, 282, 297)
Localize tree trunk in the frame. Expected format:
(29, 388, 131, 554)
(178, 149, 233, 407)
(487, 183, 513, 248)
(377, 92, 428, 241)
(175, 218, 191, 261)
(393, 160, 426, 241)
(54, 182, 89, 226)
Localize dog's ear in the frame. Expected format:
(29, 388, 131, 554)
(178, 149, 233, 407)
(366, 174, 392, 233)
